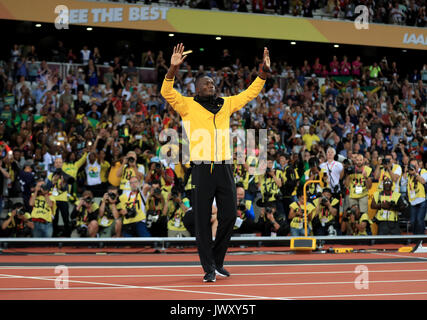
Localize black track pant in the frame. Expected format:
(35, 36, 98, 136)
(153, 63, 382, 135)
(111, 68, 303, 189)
(191, 162, 237, 273)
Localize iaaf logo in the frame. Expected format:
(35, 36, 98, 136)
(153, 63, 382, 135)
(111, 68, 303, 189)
(403, 33, 427, 45)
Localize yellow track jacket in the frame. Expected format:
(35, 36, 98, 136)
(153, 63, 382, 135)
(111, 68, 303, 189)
(160, 76, 265, 162)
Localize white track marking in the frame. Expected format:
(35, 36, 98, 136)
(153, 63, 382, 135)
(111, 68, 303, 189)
(0, 259, 426, 270)
(280, 291, 427, 299)
(1, 268, 427, 279)
(0, 273, 283, 300)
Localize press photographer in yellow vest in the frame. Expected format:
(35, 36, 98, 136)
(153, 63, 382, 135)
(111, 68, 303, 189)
(289, 188, 315, 236)
(167, 186, 191, 237)
(117, 151, 145, 196)
(345, 154, 372, 214)
(71, 190, 99, 238)
(401, 159, 427, 235)
(258, 158, 282, 205)
(29, 181, 56, 238)
(117, 176, 151, 237)
(311, 188, 339, 236)
(341, 204, 373, 236)
(47, 157, 75, 237)
(1, 202, 33, 237)
(371, 178, 406, 235)
(98, 186, 122, 237)
(374, 154, 402, 193)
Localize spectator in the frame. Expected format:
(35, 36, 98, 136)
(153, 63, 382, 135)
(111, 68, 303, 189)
(80, 45, 91, 65)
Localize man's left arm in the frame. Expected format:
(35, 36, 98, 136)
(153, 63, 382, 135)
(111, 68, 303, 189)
(229, 47, 270, 114)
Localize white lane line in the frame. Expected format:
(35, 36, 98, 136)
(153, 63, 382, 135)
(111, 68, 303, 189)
(1, 268, 427, 279)
(279, 291, 427, 299)
(0, 273, 283, 300)
(0, 260, 426, 270)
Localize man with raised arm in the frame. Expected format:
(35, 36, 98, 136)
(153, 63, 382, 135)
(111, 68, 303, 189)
(161, 43, 270, 282)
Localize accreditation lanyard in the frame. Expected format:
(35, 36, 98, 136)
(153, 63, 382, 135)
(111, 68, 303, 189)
(127, 191, 139, 209)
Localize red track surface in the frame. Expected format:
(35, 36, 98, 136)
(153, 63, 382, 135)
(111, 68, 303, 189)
(1, 250, 427, 300)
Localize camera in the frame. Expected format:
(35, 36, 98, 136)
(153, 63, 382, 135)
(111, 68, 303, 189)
(266, 167, 272, 175)
(84, 197, 93, 204)
(382, 158, 391, 166)
(153, 187, 162, 196)
(108, 192, 117, 201)
(155, 162, 161, 169)
(128, 157, 135, 164)
(265, 206, 273, 214)
(237, 200, 246, 213)
(77, 225, 88, 237)
(408, 164, 416, 173)
(345, 166, 355, 175)
(321, 197, 329, 206)
(125, 206, 137, 219)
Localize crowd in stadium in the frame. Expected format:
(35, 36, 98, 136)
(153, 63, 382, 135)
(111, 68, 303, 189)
(122, 0, 427, 27)
(0, 38, 426, 239)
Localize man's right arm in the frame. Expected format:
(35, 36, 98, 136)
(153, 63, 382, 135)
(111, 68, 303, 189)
(160, 43, 189, 117)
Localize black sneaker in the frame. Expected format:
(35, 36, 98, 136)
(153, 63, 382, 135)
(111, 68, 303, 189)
(203, 271, 216, 283)
(215, 267, 230, 277)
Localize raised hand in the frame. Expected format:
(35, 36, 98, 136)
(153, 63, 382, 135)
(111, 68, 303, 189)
(170, 43, 187, 67)
(263, 47, 270, 70)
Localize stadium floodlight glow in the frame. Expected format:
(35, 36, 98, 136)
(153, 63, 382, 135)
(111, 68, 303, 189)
(215, 36, 222, 40)
(290, 41, 296, 45)
(35, 23, 42, 27)
(334, 44, 339, 48)
(86, 27, 93, 31)
(402, 49, 407, 52)
(168, 33, 174, 37)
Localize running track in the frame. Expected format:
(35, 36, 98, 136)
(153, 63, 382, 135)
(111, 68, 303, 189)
(1, 249, 427, 300)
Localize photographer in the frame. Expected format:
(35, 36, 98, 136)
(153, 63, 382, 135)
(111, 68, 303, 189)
(167, 186, 192, 237)
(117, 151, 145, 196)
(345, 154, 372, 215)
(233, 184, 256, 235)
(288, 187, 316, 236)
(258, 157, 284, 218)
(341, 204, 373, 236)
(29, 180, 56, 238)
(145, 180, 169, 237)
(118, 176, 151, 237)
(303, 157, 326, 200)
(374, 154, 402, 193)
(371, 178, 405, 235)
(401, 159, 427, 235)
(277, 153, 299, 220)
(319, 147, 344, 198)
(98, 186, 121, 237)
(70, 190, 99, 237)
(1, 202, 33, 237)
(241, 156, 260, 202)
(311, 188, 339, 236)
(47, 157, 75, 237)
(256, 204, 289, 237)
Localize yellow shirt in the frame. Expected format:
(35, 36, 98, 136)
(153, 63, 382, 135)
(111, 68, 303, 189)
(62, 152, 88, 179)
(31, 195, 56, 223)
(349, 166, 372, 199)
(118, 191, 146, 224)
(373, 191, 401, 222)
(100, 160, 111, 183)
(289, 201, 315, 230)
(302, 133, 320, 151)
(167, 197, 191, 232)
(258, 172, 281, 202)
(74, 200, 99, 227)
(312, 197, 339, 223)
(161, 76, 265, 162)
